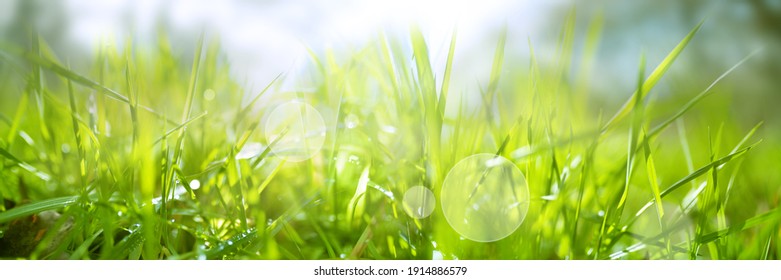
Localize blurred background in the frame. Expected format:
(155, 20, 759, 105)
(2, 0, 780, 260)
(1, 0, 778, 120)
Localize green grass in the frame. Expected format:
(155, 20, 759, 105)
(0, 18, 778, 260)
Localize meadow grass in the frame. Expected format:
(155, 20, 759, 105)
(0, 18, 778, 260)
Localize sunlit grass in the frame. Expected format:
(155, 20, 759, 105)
(0, 17, 777, 260)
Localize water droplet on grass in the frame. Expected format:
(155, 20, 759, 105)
(441, 153, 530, 242)
(265, 102, 326, 162)
(402, 186, 435, 219)
(345, 114, 359, 129)
(61, 143, 71, 154)
(190, 179, 201, 190)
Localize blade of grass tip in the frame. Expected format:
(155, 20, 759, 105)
(631, 141, 760, 223)
(648, 48, 762, 138)
(641, 129, 665, 222)
(676, 119, 697, 189)
(378, 33, 401, 102)
(161, 33, 205, 250)
(602, 20, 703, 133)
(235, 72, 283, 122)
(727, 121, 763, 155)
(31, 31, 52, 144)
(449, 93, 466, 164)
(5, 91, 29, 145)
(481, 25, 508, 143)
(67, 62, 88, 195)
(717, 157, 744, 237)
(694, 125, 724, 258)
(153, 111, 208, 145)
(438, 27, 457, 118)
(722, 158, 743, 210)
(257, 160, 286, 196)
(250, 126, 290, 168)
(553, 7, 576, 88)
(575, 10, 603, 97)
(467, 119, 520, 201)
(181, 33, 205, 125)
(409, 25, 436, 109)
(410, 25, 444, 188)
(615, 54, 647, 221)
(347, 165, 371, 226)
(487, 23, 507, 98)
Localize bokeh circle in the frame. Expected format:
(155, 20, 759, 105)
(402, 186, 436, 219)
(264, 101, 326, 162)
(441, 153, 530, 242)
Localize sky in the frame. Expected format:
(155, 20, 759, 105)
(42, 0, 556, 97)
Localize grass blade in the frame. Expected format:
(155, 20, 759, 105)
(602, 20, 703, 132)
(0, 196, 79, 223)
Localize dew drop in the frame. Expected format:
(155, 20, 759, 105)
(345, 114, 359, 129)
(265, 102, 326, 162)
(441, 154, 529, 242)
(190, 179, 201, 190)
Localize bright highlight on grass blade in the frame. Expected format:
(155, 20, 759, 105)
(402, 186, 436, 219)
(441, 154, 530, 242)
(624, 201, 695, 259)
(264, 101, 326, 162)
